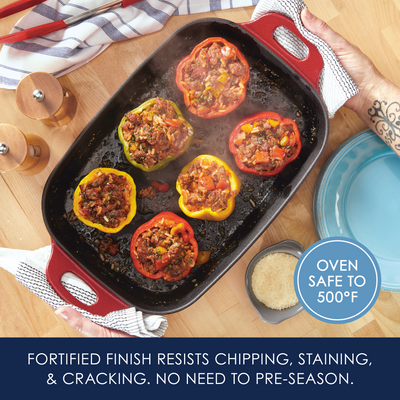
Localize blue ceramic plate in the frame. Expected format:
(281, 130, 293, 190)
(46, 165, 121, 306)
(313, 129, 400, 291)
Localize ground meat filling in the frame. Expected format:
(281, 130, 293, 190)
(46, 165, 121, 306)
(233, 119, 300, 174)
(77, 171, 131, 229)
(98, 237, 118, 256)
(120, 97, 193, 169)
(138, 185, 157, 200)
(177, 158, 237, 213)
(180, 40, 249, 114)
(134, 220, 196, 279)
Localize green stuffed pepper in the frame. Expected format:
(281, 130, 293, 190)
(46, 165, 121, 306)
(118, 97, 194, 172)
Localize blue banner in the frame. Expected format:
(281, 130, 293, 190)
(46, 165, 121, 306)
(0, 337, 397, 399)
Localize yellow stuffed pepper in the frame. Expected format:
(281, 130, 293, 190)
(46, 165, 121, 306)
(73, 168, 137, 233)
(176, 155, 240, 221)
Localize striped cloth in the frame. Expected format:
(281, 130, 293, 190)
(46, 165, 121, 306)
(0, 0, 259, 89)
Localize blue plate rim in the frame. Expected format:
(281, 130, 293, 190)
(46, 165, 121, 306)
(312, 129, 400, 292)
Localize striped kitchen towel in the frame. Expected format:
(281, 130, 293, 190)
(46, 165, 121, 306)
(0, 0, 259, 89)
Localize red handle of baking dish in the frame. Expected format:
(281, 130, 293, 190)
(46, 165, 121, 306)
(46, 240, 130, 317)
(239, 13, 323, 93)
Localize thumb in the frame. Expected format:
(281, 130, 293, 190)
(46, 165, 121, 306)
(301, 8, 350, 53)
(55, 306, 132, 337)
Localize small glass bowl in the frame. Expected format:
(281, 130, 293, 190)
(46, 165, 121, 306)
(245, 239, 304, 324)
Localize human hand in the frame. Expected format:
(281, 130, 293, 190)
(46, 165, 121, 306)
(55, 306, 134, 338)
(300, 8, 383, 115)
(301, 8, 400, 157)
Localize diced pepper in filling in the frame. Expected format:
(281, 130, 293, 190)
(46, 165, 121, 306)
(233, 118, 300, 174)
(77, 171, 131, 229)
(177, 157, 237, 213)
(120, 97, 193, 170)
(134, 218, 196, 280)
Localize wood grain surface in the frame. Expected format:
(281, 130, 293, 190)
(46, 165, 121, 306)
(0, 0, 399, 338)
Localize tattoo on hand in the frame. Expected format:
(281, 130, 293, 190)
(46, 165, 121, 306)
(368, 100, 400, 150)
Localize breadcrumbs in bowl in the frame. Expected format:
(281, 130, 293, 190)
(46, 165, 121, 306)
(252, 252, 298, 310)
(245, 240, 304, 324)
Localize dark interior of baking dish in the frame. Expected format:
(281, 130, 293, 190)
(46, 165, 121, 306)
(42, 18, 328, 314)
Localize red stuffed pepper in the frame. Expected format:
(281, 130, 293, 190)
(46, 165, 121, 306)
(130, 212, 198, 282)
(176, 37, 250, 119)
(229, 111, 302, 176)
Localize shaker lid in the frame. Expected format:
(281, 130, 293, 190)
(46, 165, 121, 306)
(15, 72, 63, 120)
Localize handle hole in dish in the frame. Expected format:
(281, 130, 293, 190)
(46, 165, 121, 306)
(273, 26, 309, 60)
(61, 272, 98, 306)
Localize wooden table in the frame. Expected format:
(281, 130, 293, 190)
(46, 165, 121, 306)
(0, 0, 399, 338)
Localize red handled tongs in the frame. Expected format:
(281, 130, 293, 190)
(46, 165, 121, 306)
(0, 0, 141, 44)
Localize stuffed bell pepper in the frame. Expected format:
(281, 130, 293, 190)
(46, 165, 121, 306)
(229, 111, 302, 176)
(118, 97, 193, 172)
(176, 37, 250, 119)
(130, 212, 198, 282)
(73, 168, 137, 233)
(176, 155, 240, 221)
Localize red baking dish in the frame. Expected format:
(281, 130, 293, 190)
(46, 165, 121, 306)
(42, 13, 328, 316)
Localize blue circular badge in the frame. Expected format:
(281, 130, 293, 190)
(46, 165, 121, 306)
(294, 237, 381, 324)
